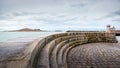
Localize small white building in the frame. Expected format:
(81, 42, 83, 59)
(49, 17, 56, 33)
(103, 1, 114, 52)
(106, 25, 116, 33)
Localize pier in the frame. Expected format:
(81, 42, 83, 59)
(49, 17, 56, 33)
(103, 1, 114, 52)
(116, 30, 120, 36)
(0, 32, 119, 68)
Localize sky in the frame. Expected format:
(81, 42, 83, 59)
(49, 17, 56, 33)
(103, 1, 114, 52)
(0, 0, 120, 31)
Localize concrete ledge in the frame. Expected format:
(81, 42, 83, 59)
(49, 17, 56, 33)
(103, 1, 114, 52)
(0, 32, 117, 68)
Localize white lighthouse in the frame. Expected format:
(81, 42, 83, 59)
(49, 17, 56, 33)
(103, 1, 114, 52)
(106, 25, 116, 33)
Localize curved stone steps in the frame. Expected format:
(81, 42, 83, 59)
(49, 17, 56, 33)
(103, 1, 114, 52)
(62, 38, 89, 68)
(37, 34, 85, 68)
(32, 32, 86, 67)
(32, 33, 68, 68)
(57, 40, 86, 68)
(57, 36, 89, 68)
(59, 36, 89, 67)
(63, 44, 80, 68)
(49, 35, 86, 68)
(49, 40, 67, 68)
(0, 32, 117, 68)
(37, 36, 68, 68)
(30, 32, 117, 68)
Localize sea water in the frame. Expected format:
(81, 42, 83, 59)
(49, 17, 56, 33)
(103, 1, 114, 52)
(0, 32, 62, 42)
(0, 32, 120, 42)
(116, 36, 120, 42)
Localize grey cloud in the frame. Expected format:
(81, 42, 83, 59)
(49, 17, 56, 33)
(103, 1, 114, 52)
(70, 3, 87, 8)
(0, 14, 14, 20)
(0, 10, 48, 20)
(112, 10, 120, 15)
(107, 10, 120, 17)
(12, 11, 48, 16)
(70, 0, 96, 8)
(94, 10, 120, 20)
(112, 19, 120, 22)
(0, 0, 120, 30)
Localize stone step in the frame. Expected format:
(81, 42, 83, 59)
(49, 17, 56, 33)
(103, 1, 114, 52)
(57, 39, 88, 68)
(36, 35, 85, 68)
(32, 33, 68, 68)
(31, 32, 117, 68)
(49, 36, 89, 68)
(62, 40, 89, 68)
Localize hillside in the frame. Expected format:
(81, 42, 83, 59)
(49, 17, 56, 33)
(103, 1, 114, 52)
(9, 28, 42, 32)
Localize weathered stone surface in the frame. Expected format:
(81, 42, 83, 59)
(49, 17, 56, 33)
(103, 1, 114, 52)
(67, 43, 120, 68)
(0, 32, 118, 68)
(0, 36, 45, 68)
(33, 32, 117, 68)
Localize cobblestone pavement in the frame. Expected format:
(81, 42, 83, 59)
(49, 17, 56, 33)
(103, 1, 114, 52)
(67, 43, 120, 68)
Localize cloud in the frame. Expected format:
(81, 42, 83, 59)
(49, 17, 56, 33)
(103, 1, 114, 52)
(0, 0, 120, 31)
(70, 3, 87, 8)
(112, 10, 120, 16)
(112, 19, 120, 22)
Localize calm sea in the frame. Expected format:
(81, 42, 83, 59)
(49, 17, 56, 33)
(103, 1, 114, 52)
(0, 32, 63, 42)
(116, 36, 120, 42)
(0, 32, 120, 42)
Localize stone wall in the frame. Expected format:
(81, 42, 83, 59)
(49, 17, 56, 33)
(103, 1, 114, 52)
(30, 32, 117, 68)
(0, 32, 117, 68)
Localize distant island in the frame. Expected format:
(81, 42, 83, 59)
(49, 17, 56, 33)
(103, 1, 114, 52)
(8, 28, 43, 32)
(3, 28, 63, 32)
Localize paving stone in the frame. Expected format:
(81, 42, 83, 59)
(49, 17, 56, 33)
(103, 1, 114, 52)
(67, 43, 120, 68)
